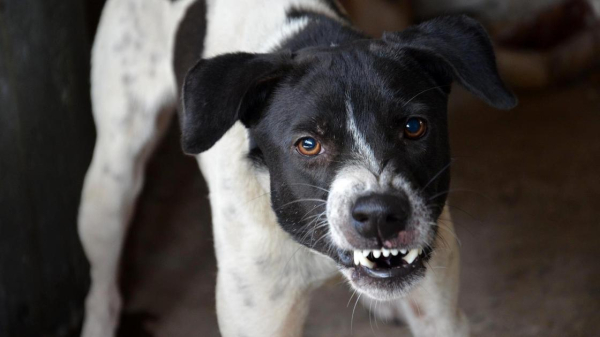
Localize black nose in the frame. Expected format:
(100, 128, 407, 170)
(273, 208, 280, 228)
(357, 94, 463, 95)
(351, 193, 411, 240)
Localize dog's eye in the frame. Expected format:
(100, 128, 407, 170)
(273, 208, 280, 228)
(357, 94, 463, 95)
(296, 137, 322, 156)
(404, 117, 427, 139)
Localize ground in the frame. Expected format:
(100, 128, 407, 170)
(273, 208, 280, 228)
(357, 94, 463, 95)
(117, 77, 600, 337)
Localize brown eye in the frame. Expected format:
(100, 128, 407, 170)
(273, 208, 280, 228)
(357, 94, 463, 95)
(296, 137, 322, 156)
(404, 117, 427, 139)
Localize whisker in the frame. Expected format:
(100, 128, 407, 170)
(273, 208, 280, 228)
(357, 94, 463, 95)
(444, 203, 480, 222)
(242, 191, 271, 207)
(299, 204, 326, 222)
(410, 296, 422, 319)
(287, 183, 330, 193)
(435, 222, 462, 247)
(347, 289, 358, 307)
(276, 198, 327, 210)
(369, 299, 376, 337)
(351, 293, 363, 334)
(420, 160, 454, 192)
(303, 209, 328, 222)
(428, 188, 493, 202)
(374, 299, 381, 329)
(310, 232, 330, 249)
(402, 85, 450, 107)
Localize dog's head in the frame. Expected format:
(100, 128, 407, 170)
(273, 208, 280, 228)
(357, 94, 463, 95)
(181, 16, 516, 300)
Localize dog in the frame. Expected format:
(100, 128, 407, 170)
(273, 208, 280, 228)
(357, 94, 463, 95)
(78, 0, 517, 336)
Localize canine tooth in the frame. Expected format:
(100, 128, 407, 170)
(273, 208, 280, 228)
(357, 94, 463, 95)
(372, 250, 381, 258)
(418, 248, 423, 256)
(362, 250, 370, 257)
(391, 249, 399, 256)
(400, 249, 407, 255)
(359, 255, 375, 269)
(403, 249, 419, 264)
(354, 251, 360, 265)
(382, 248, 390, 257)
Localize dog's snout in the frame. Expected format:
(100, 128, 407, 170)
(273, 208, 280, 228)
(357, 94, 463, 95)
(351, 194, 411, 240)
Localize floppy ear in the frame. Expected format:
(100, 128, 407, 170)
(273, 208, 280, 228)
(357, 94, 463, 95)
(382, 15, 517, 110)
(181, 52, 292, 154)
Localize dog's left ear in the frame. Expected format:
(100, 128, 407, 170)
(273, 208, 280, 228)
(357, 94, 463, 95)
(382, 15, 517, 110)
(181, 52, 292, 154)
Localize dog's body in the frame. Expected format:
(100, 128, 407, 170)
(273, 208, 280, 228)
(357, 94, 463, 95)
(79, 1, 515, 336)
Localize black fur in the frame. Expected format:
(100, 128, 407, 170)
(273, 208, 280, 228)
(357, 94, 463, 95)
(181, 13, 516, 264)
(182, 52, 293, 153)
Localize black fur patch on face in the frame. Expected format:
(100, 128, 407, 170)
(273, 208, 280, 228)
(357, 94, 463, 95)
(250, 43, 454, 257)
(181, 13, 516, 264)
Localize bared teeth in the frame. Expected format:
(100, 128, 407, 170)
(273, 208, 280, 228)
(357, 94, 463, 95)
(381, 248, 390, 257)
(353, 247, 424, 269)
(402, 249, 419, 264)
(353, 250, 375, 269)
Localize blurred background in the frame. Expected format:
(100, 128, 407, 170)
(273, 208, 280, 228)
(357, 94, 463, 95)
(0, 0, 598, 336)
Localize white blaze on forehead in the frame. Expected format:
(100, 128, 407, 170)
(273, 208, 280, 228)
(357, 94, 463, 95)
(345, 95, 379, 172)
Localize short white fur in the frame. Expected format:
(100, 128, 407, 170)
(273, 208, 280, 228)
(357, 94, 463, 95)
(79, 0, 469, 336)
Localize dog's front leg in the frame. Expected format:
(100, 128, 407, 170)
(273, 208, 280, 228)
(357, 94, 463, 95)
(216, 268, 311, 337)
(363, 207, 469, 336)
(210, 205, 337, 337)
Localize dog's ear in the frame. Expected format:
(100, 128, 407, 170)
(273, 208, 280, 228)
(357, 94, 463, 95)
(381, 15, 517, 110)
(181, 52, 292, 154)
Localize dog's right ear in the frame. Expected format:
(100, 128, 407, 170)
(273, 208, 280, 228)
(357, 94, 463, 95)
(181, 52, 292, 154)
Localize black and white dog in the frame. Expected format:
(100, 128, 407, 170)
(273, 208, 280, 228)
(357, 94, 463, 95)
(78, 0, 516, 336)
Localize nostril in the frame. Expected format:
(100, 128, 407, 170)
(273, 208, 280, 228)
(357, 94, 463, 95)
(352, 212, 369, 223)
(351, 193, 411, 240)
(386, 214, 400, 223)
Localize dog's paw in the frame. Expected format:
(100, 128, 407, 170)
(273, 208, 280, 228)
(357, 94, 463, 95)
(360, 296, 406, 326)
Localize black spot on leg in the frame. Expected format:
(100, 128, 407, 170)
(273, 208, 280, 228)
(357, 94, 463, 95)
(243, 297, 253, 307)
(255, 256, 270, 267)
(230, 272, 254, 308)
(269, 281, 286, 302)
(222, 205, 236, 220)
(102, 164, 125, 182)
(122, 74, 134, 85)
(150, 53, 161, 64)
(114, 33, 133, 52)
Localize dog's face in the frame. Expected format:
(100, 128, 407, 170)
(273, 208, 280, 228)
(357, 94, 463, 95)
(182, 16, 516, 300)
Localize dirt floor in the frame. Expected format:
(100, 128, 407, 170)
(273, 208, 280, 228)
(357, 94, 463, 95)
(117, 77, 600, 337)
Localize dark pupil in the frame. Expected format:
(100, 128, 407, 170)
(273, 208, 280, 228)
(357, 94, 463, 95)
(302, 138, 316, 149)
(406, 118, 421, 133)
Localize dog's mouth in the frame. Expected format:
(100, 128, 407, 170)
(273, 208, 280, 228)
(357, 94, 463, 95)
(350, 247, 429, 278)
(336, 245, 431, 297)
